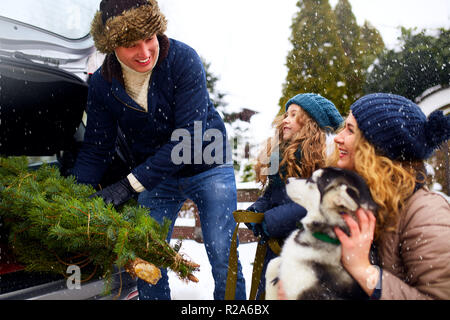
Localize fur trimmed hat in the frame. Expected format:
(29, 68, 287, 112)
(91, 0, 167, 54)
(351, 93, 450, 161)
(285, 93, 343, 132)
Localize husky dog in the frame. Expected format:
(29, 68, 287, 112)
(265, 167, 378, 300)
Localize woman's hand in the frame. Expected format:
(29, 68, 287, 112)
(334, 208, 379, 296)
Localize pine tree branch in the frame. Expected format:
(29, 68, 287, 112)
(0, 157, 200, 292)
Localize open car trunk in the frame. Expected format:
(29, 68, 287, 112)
(0, 54, 87, 293)
(0, 3, 138, 299)
(0, 54, 137, 301)
(0, 55, 87, 157)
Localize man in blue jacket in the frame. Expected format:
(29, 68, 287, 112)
(71, 0, 246, 300)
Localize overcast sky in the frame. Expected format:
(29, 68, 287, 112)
(159, 0, 450, 144)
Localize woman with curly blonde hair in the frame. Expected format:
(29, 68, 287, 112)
(328, 122, 423, 240)
(330, 93, 450, 300)
(247, 93, 343, 298)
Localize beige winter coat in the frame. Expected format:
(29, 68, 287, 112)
(378, 188, 450, 300)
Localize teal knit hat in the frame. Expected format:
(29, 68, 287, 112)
(285, 93, 343, 131)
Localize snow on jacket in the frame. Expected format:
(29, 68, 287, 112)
(72, 35, 230, 191)
(378, 188, 450, 300)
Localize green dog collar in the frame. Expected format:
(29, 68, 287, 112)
(296, 222, 341, 245)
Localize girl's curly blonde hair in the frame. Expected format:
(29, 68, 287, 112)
(255, 109, 327, 186)
(327, 128, 425, 240)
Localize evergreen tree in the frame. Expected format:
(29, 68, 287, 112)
(365, 27, 450, 101)
(334, 0, 384, 110)
(334, 0, 360, 58)
(279, 0, 349, 114)
(280, 0, 385, 115)
(241, 162, 256, 183)
(202, 57, 227, 112)
(0, 157, 199, 293)
(359, 21, 385, 71)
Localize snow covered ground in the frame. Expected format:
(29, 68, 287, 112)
(168, 184, 262, 300)
(168, 238, 257, 300)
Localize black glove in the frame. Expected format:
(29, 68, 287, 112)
(89, 177, 138, 207)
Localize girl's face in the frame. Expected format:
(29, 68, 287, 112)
(282, 104, 303, 141)
(115, 35, 159, 73)
(334, 112, 357, 171)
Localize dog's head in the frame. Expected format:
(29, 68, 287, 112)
(286, 167, 377, 237)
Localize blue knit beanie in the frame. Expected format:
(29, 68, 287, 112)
(285, 93, 343, 132)
(351, 93, 450, 161)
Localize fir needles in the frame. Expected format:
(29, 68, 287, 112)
(0, 157, 199, 293)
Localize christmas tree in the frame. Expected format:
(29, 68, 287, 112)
(335, 0, 384, 111)
(280, 0, 349, 112)
(279, 0, 385, 115)
(0, 157, 199, 293)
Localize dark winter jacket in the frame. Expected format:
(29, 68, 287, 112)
(247, 175, 307, 239)
(247, 147, 307, 239)
(72, 36, 230, 191)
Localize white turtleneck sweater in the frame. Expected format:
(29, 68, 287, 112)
(115, 49, 159, 193)
(116, 53, 154, 111)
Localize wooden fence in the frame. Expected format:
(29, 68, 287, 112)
(172, 188, 260, 243)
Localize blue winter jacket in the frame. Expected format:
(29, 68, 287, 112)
(72, 36, 230, 191)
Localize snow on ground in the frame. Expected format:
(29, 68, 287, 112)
(168, 238, 257, 300)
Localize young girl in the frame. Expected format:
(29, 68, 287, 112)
(329, 93, 450, 299)
(247, 93, 343, 298)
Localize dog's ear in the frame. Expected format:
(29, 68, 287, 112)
(342, 184, 361, 209)
(343, 171, 378, 215)
(322, 167, 378, 215)
(327, 184, 360, 212)
(361, 199, 378, 216)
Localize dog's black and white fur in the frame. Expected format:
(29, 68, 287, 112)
(265, 167, 378, 300)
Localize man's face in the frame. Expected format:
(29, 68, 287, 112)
(115, 35, 159, 73)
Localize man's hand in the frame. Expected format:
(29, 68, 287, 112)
(89, 177, 138, 207)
